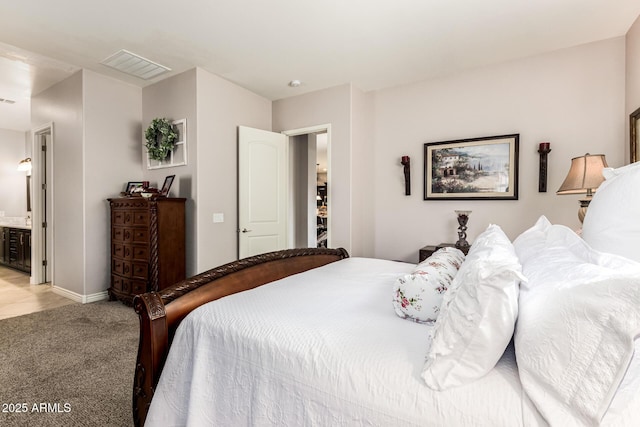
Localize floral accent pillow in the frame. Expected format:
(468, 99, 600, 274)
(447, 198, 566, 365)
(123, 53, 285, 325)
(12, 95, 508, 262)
(392, 247, 465, 323)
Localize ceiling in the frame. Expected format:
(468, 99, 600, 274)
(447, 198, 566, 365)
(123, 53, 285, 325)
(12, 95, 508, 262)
(1, 0, 639, 132)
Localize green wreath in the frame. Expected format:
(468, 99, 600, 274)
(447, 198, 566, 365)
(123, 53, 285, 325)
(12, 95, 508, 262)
(145, 118, 178, 161)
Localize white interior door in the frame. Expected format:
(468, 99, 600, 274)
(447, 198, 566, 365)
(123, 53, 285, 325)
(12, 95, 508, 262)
(238, 126, 288, 258)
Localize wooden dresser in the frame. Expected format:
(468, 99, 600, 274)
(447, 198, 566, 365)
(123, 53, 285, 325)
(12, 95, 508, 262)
(108, 197, 186, 305)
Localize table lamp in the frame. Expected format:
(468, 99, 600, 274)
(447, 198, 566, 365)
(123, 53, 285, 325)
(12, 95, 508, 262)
(556, 153, 608, 223)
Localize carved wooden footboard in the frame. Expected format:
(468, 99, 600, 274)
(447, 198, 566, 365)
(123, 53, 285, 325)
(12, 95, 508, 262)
(132, 247, 349, 427)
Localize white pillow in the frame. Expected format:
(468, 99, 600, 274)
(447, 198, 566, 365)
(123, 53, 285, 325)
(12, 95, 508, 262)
(392, 247, 465, 323)
(421, 224, 524, 390)
(514, 217, 640, 425)
(582, 161, 640, 263)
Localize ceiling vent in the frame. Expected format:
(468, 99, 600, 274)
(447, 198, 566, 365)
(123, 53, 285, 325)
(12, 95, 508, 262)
(0, 98, 16, 104)
(100, 49, 171, 80)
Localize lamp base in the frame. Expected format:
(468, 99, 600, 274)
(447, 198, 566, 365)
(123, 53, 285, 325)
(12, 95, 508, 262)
(578, 198, 591, 224)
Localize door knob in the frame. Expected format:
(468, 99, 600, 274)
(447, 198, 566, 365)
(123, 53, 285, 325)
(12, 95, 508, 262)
(241, 228, 252, 233)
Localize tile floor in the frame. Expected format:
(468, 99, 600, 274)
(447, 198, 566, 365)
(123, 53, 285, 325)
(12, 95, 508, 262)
(0, 266, 76, 320)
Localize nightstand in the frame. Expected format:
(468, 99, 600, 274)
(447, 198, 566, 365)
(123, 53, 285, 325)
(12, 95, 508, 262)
(419, 243, 469, 262)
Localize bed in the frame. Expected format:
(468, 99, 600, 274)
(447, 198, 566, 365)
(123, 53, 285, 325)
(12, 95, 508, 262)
(132, 162, 640, 427)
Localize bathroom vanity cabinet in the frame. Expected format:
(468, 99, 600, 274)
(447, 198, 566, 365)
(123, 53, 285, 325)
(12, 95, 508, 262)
(0, 226, 31, 274)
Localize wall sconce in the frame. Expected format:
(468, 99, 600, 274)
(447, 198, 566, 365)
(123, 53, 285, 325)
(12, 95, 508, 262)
(537, 142, 551, 192)
(401, 156, 410, 195)
(17, 157, 32, 172)
(557, 153, 608, 223)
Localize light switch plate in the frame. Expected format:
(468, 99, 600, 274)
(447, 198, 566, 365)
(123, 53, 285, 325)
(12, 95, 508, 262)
(213, 213, 224, 223)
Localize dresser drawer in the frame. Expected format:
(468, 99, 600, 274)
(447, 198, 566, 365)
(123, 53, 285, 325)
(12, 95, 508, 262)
(130, 279, 147, 295)
(112, 275, 147, 296)
(112, 210, 132, 226)
(130, 261, 149, 280)
(111, 275, 125, 292)
(113, 227, 149, 244)
(112, 227, 127, 243)
(131, 211, 149, 226)
(130, 228, 149, 244)
(113, 259, 131, 277)
(130, 245, 149, 261)
(112, 242, 128, 259)
(121, 279, 131, 294)
(113, 243, 148, 261)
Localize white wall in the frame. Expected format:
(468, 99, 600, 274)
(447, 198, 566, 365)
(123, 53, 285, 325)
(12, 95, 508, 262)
(0, 128, 28, 216)
(142, 68, 272, 274)
(350, 86, 375, 258)
(195, 68, 272, 271)
(371, 37, 626, 262)
(83, 70, 142, 295)
(626, 14, 640, 161)
(32, 70, 142, 298)
(271, 38, 627, 262)
(31, 71, 85, 294)
(273, 85, 353, 254)
(142, 69, 198, 275)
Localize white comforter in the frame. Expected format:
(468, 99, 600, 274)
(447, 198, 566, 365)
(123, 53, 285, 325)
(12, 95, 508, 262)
(146, 258, 545, 426)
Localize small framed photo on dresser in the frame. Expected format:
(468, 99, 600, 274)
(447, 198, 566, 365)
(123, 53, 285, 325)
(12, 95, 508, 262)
(160, 175, 175, 197)
(126, 181, 144, 195)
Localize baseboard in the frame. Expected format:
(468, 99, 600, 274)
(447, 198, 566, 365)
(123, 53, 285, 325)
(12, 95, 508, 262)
(84, 291, 109, 303)
(51, 286, 109, 304)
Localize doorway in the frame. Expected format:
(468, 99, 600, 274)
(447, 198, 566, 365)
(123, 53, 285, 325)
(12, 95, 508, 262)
(283, 124, 331, 250)
(315, 133, 328, 248)
(31, 123, 53, 285)
(237, 124, 331, 257)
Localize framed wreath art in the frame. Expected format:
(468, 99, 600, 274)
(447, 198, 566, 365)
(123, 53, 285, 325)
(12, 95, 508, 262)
(145, 118, 177, 161)
(145, 118, 187, 169)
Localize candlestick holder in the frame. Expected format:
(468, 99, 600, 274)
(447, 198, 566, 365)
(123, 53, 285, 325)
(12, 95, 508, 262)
(454, 210, 471, 252)
(538, 142, 552, 192)
(401, 156, 411, 195)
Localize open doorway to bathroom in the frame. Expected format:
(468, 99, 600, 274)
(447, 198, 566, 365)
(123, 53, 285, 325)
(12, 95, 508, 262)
(0, 127, 32, 293)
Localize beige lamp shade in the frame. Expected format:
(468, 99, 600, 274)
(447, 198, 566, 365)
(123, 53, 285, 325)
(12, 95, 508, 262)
(557, 153, 608, 223)
(557, 153, 608, 196)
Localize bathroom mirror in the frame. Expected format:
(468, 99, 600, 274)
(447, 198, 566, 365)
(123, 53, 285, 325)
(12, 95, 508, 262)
(26, 175, 31, 212)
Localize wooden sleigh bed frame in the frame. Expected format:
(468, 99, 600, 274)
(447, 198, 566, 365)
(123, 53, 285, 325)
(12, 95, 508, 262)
(132, 247, 350, 427)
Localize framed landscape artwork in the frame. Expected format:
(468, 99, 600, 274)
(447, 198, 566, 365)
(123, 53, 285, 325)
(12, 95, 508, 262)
(424, 134, 519, 200)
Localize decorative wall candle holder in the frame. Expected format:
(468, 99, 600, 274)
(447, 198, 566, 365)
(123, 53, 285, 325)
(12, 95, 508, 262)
(538, 142, 551, 192)
(401, 156, 411, 195)
(454, 210, 471, 251)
